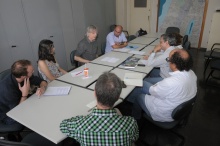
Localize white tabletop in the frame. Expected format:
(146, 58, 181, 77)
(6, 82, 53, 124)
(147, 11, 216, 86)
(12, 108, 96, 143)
(140, 45, 156, 55)
(91, 51, 132, 67)
(113, 43, 146, 53)
(142, 32, 163, 38)
(150, 39, 160, 46)
(88, 68, 147, 100)
(7, 80, 96, 144)
(129, 36, 157, 45)
(57, 63, 113, 87)
(118, 55, 153, 74)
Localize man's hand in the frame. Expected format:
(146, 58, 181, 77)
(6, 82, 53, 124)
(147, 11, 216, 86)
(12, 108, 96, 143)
(18, 78, 30, 97)
(153, 44, 161, 53)
(143, 55, 149, 60)
(36, 86, 46, 96)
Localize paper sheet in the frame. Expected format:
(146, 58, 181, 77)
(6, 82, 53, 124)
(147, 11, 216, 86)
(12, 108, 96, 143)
(128, 50, 145, 55)
(101, 57, 119, 63)
(70, 71, 84, 77)
(43, 86, 71, 96)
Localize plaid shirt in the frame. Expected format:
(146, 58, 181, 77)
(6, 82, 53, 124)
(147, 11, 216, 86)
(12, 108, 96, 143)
(60, 109, 139, 146)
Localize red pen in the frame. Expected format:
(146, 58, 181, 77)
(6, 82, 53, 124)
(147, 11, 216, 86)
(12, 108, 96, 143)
(75, 71, 83, 76)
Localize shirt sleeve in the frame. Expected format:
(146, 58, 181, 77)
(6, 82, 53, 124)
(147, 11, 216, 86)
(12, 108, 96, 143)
(60, 117, 78, 138)
(131, 119, 139, 142)
(121, 32, 127, 42)
(29, 75, 45, 86)
(149, 79, 173, 99)
(147, 52, 167, 67)
(107, 33, 116, 47)
(75, 40, 85, 57)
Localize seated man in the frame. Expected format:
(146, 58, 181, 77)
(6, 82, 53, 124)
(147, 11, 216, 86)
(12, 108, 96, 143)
(131, 49, 197, 122)
(60, 72, 139, 146)
(0, 60, 47, 130)
(143, 33, 176, 84)
(74, 25, 98, 66)
(105, 25, 128, 53)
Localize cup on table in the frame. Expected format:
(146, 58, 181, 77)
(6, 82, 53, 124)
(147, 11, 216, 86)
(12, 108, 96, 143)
(84, 68, 89, 77)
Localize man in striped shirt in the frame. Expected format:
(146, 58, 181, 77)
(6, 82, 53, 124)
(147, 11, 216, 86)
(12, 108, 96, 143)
(60, 72, 139, 146)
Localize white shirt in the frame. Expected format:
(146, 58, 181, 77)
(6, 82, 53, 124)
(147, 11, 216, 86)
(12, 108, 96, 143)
(105, 32, 127, 53)
(145, 70, 197, 122)
(147, 46, 175, 78)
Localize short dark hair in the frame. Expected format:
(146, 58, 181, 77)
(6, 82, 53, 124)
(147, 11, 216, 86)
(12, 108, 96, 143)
(170, 50, 193, 71)
(95, 72, 122, 107)
(161, 33, 177, 46)
(38, 39, 56, 63)
(11, 60, 32, 78)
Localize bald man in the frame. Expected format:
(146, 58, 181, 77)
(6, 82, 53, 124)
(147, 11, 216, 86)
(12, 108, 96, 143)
(105, 25, 128, 53)
(130, 49, 197, 122)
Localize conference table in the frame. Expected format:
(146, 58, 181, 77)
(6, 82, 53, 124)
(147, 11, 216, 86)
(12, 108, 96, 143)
(129, 36, 157, 45)
(56, 63, 113, 87)
(7, 33, 160, 144)
(7, 80, 95, 144)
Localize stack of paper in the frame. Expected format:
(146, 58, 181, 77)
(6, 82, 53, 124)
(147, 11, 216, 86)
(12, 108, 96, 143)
(124, 73, 143, 86)
(120, 57, 140, 68)
(43, 86, 72, 96)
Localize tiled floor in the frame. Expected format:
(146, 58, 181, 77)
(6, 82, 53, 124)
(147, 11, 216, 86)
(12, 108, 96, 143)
(117, 49, 220, 146)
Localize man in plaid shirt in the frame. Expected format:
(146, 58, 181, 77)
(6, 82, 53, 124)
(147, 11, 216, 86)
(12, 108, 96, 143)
(60, 72, 139, 146)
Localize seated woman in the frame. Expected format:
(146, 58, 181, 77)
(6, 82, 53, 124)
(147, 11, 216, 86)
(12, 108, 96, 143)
(38, 39, 67, 83)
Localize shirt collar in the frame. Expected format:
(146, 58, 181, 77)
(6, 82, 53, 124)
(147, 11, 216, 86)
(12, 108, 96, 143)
(91, 109, 118, 116)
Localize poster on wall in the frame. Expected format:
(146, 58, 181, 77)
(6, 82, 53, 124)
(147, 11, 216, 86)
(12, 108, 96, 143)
(158, 0, 205, 47)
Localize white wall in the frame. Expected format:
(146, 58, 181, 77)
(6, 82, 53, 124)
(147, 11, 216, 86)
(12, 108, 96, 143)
(201, 0, 220, 49)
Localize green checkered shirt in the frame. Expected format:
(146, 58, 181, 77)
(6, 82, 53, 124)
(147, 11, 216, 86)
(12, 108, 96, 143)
(60, 109, 139, 146)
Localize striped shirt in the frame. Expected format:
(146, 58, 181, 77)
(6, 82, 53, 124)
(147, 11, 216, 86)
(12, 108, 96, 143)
(60, 109, 139, 146)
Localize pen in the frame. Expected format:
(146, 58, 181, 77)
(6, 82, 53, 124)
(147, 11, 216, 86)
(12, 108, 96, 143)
(76, 71, 83, 76)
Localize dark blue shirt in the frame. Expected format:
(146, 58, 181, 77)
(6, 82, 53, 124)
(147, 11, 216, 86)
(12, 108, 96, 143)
(0, 73, 45, 124)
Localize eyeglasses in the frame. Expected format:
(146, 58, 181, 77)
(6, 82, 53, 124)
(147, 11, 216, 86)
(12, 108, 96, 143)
(166, 57, 170, 62)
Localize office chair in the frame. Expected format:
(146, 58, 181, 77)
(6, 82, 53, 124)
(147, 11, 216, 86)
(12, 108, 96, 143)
(182, 35, 188, 47)
(143, 96, 196, 146)
(70, 50, 78, 68)
(165, 27, 180, 34)
(183, 41, 191, 50)
(205, 59, 220, 85)
(0, 132, 63, 146)
(101, 42, 106, 55)
(204, 43, 220, 76)
(0, 69, 11, 81)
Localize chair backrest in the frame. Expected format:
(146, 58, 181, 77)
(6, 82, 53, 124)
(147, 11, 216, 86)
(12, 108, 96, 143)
(0, 139, 32, 146)
(70, 50, 78, 67)
(0, 69, 11, 81)
(182, 35, 188, 46)
(171, 97, 196, 121)
(165, 27, 180, 34)
(101, 42, 106, 55)
(183, 41, 191, 50)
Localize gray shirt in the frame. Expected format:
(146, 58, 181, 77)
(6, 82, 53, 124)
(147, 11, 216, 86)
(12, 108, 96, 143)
(75, 37, 98, 66)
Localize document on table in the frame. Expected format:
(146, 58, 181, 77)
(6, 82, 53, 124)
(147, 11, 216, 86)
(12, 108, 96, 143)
(126, 45, 139, 50)
(43, 86, 72, 96)
(124, 73, 143, 86)
(113, 48, 130, 52)
(128, 50, 145, 55)
(70, 71, 84, 77)
(101, 57, 119, 63)
(139, 59, 148, 65)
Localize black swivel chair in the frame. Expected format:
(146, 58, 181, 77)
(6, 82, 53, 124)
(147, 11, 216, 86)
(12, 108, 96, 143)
(183, 41, 191, 50)
(165, 27, 180, 34)
(70, 50, 78, 68)
(204, 43, 220, 76)
(205, 59, 220, 85)
(101, 42, 106, 55)
(143, 96, 196, 146)
(0, 132, 63, 146)
(0, 69, 11, 81)
(182, 35, 188, 47)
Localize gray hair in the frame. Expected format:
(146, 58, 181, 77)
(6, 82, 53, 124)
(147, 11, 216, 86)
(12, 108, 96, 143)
(86, 25, 98, 36)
